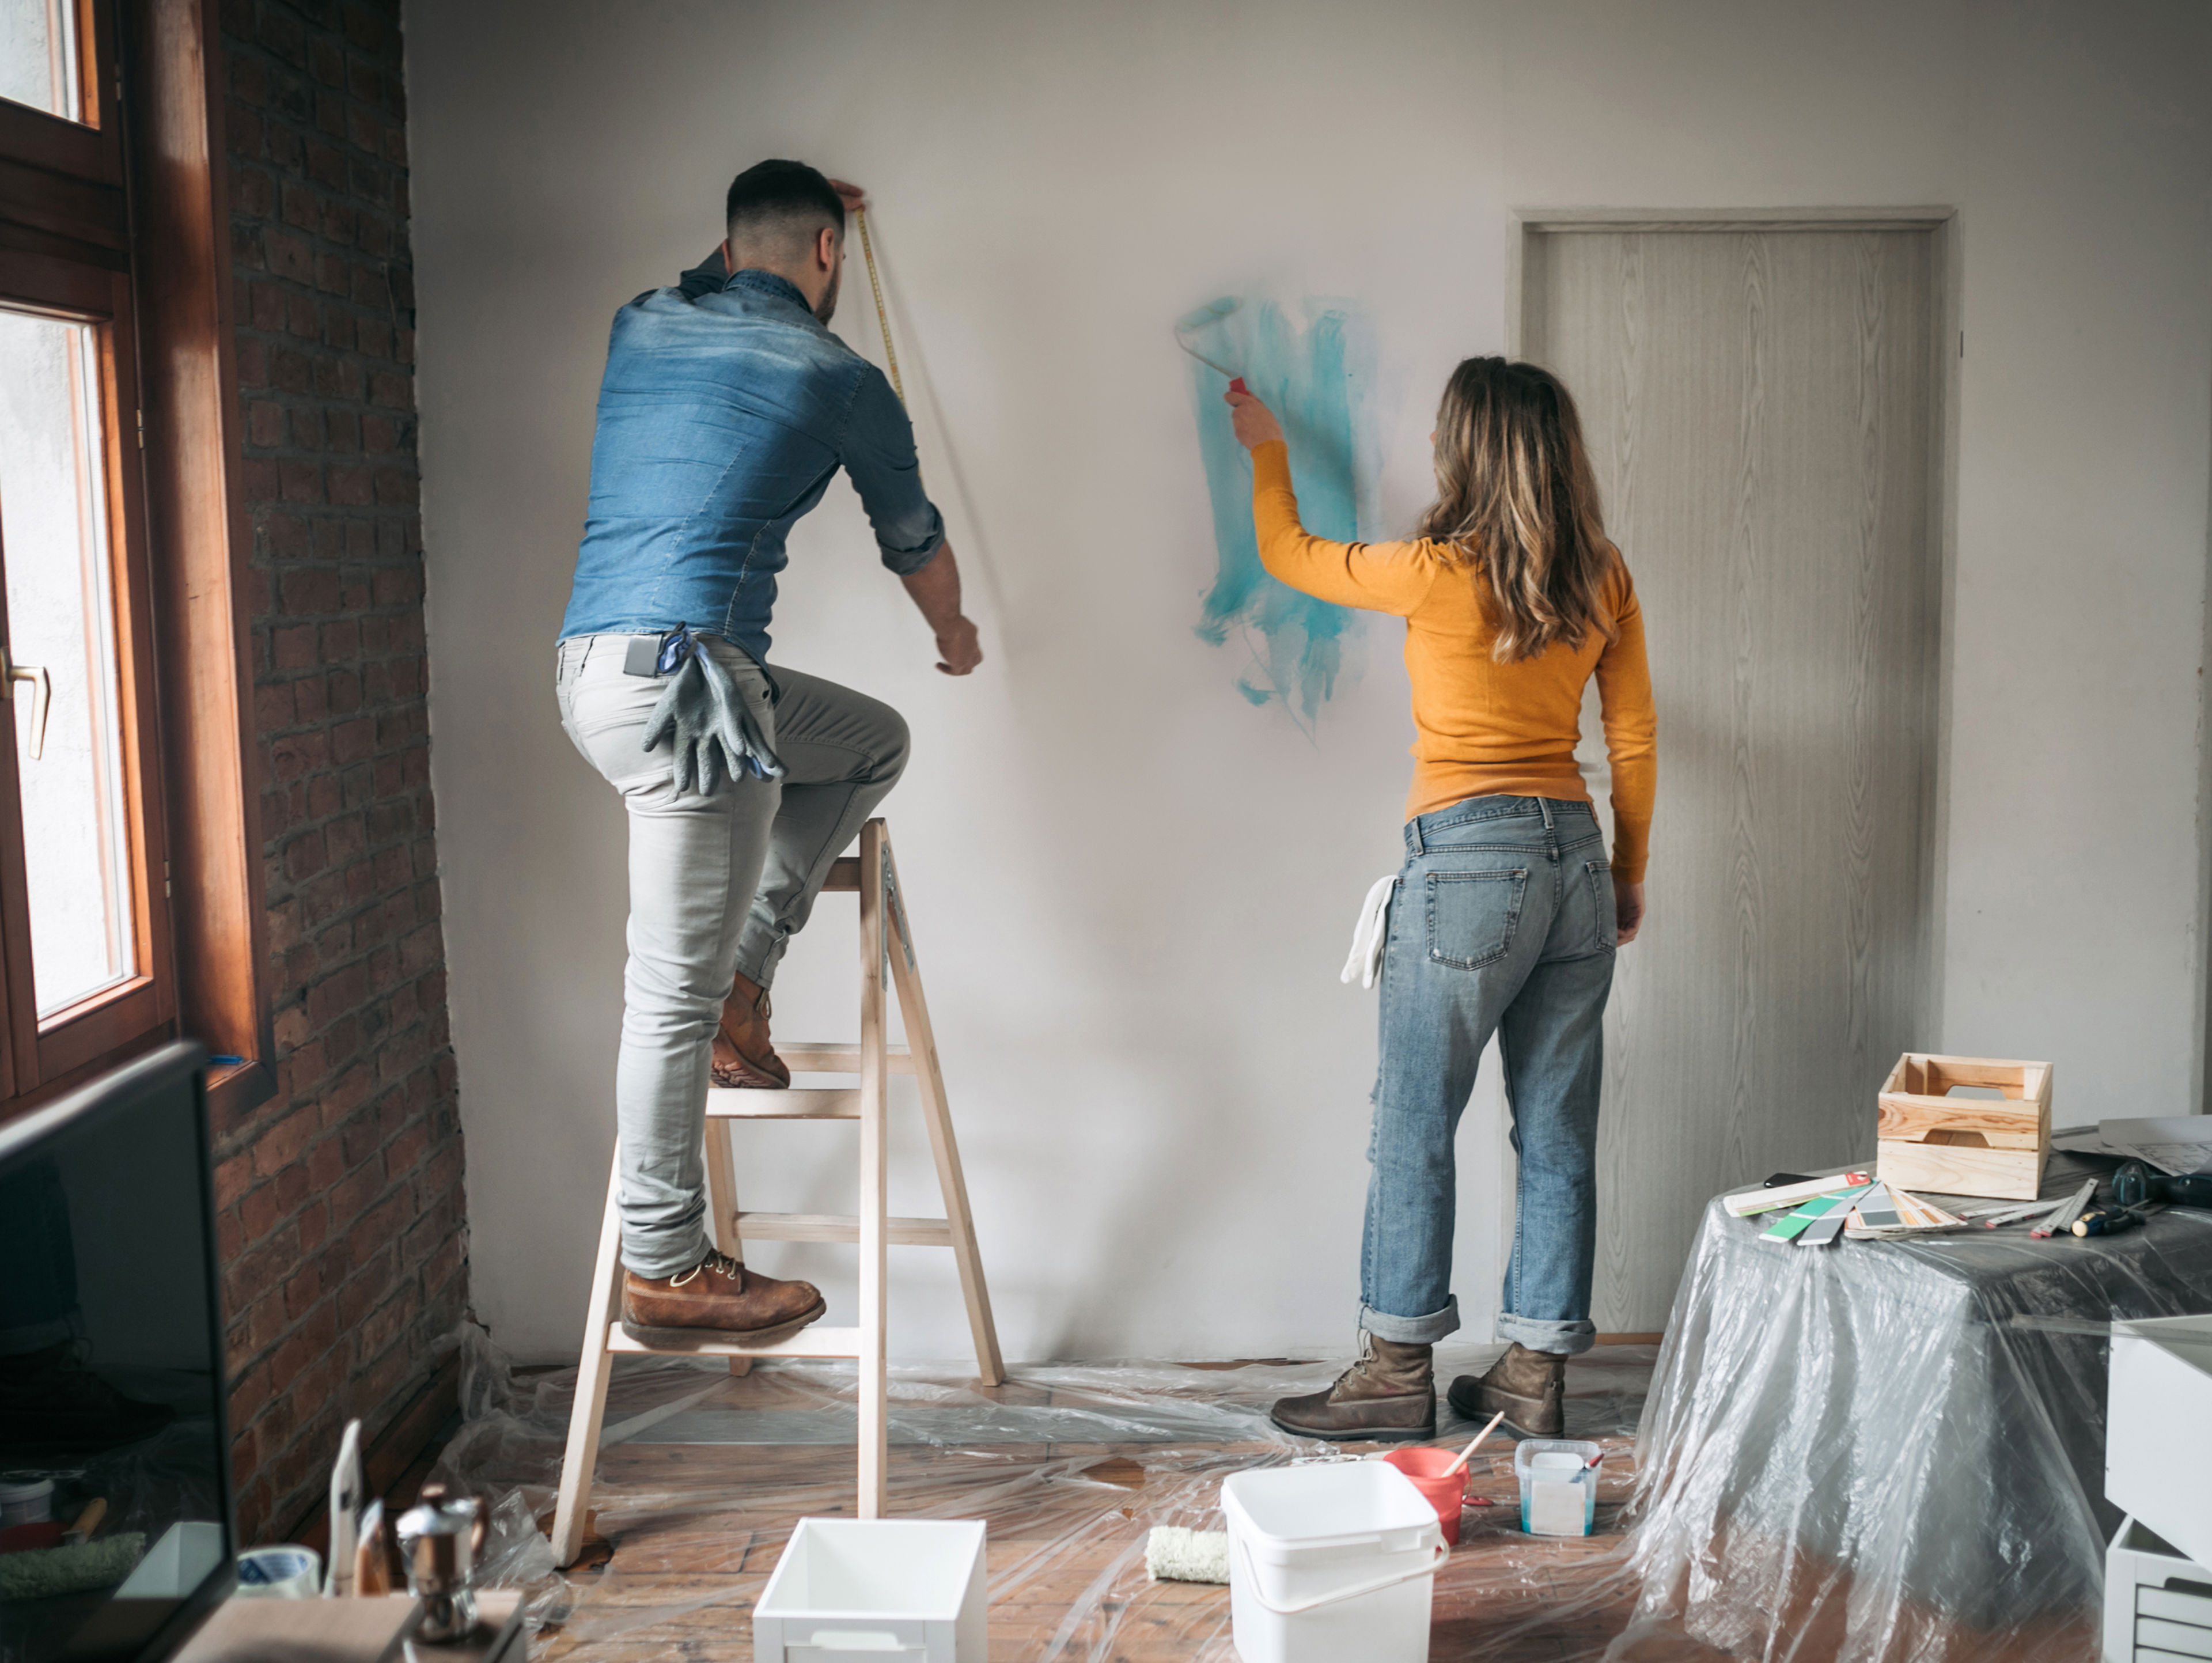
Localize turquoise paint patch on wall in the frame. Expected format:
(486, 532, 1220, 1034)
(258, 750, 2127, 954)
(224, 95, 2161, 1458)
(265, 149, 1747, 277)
(1179, 297, 1378, 728)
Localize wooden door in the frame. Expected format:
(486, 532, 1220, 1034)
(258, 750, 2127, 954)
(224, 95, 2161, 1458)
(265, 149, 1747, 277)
(1521, 224, 1944, 1331)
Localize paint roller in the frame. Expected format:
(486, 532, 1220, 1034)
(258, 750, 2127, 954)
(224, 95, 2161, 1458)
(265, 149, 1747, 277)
(0, 1498, 143, 1603)
(1174, 297, 1250, 396)
(1145, 1525, 1230, 1584)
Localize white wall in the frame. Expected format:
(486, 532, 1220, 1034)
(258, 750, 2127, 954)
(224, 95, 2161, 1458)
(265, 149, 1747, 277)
(404, 0, 2212, 1361)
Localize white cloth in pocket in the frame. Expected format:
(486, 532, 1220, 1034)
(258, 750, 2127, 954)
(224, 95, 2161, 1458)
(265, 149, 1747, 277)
(1340, 876, 1397, 988)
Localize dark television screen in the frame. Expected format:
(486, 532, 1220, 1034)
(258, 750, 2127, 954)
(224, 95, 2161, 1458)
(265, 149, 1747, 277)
(0, 1043, 233, 1663)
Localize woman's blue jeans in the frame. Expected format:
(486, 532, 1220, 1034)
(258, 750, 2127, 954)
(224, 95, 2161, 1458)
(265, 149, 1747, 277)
(1359, 795, 1616, 1357)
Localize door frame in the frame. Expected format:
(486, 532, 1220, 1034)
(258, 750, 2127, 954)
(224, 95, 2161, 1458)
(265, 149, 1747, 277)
(1501, 207, 1961, 1334)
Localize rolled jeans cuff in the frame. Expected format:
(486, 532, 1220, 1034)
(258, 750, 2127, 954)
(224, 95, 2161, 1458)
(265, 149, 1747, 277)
(1497, 1312, 1596, 1356)
(623, 1232, 713, 1282)
(1361, 1295, 1460, 1346)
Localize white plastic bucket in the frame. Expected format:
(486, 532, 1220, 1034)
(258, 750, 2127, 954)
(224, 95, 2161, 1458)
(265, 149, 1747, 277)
(752, 1518, 987, 1661)
(1220, 1463, 1446, 1663)
(0, 1476, 54, 1528)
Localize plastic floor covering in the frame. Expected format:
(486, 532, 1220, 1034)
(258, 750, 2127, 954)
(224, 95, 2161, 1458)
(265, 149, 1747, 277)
(430, 1325, 1685, 1662)
(428, 1169, 2212, 1660)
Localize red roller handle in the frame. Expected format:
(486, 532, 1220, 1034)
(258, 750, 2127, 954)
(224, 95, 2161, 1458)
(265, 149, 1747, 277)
(1229, 377, 1248, 395)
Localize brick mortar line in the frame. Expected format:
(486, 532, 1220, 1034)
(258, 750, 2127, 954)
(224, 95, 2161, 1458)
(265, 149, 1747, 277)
(230, 327, 412, 364)
(260, 823, 430, 858)
(255, 665, 431, 692)
(238, 450, 418, 467)
(260, 942, 443, 999)
(251, 650, 427, 671)
(263, 929, 446, 1001)
(258, 749, 429, 785)
(249, 1008, 444, 1084)
(268, 957, 445, 1011)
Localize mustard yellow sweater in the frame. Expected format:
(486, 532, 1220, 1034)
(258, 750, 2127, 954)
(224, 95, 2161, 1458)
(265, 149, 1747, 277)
(1251, 441, 1656, 882)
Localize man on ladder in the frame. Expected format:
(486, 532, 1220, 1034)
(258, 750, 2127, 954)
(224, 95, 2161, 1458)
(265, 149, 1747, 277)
(554, 159, 982, 1349)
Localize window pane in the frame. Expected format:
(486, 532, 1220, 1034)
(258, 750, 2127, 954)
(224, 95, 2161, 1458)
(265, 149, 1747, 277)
(0, 308, 135, 1017)
(0, 0, 83, 122)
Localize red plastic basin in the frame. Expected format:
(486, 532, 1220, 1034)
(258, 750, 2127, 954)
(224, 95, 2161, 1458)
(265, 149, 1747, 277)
(1378, 1446, 1465, 1545)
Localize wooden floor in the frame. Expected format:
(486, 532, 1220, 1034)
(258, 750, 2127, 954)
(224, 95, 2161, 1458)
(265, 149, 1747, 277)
(459, 1344, 1734, 1662)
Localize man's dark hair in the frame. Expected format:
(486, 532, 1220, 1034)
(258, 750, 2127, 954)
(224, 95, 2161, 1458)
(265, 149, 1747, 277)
(725, 159, 844, 244)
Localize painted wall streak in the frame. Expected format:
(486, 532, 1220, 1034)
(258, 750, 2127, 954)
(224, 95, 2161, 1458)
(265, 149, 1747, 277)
(1181, 298, 1378, 723)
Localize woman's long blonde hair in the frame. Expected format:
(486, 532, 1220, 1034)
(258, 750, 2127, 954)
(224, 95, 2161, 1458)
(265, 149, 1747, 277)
(1417, 357, 1618, 663)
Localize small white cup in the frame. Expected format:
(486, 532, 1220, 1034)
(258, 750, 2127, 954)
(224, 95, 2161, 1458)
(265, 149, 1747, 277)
(233, 1544, 321, 1599)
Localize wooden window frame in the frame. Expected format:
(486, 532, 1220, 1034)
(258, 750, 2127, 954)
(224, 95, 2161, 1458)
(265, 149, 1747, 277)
(0, 0, 274, 1124)
(0, 266, 174, 1088)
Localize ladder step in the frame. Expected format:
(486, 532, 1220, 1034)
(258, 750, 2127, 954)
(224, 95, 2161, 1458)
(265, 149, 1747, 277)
(736, 1211, 954, 1247)
(604, 1323, 863, 1360)
(780, 1042, 915, 1075)
(821, 857, 862, 892)
(707, 1087, 858, 1120)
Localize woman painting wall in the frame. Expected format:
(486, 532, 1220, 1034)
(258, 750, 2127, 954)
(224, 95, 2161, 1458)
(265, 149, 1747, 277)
(1229, 358, 1656, 1439)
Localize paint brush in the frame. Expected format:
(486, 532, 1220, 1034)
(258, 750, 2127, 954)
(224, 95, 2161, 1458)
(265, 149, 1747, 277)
(1443, 1411, 1509, 1476)
(1173, 297, 1247, 389)
(353, 1499, 388, 1597)
(62, 1499, 105, 1546)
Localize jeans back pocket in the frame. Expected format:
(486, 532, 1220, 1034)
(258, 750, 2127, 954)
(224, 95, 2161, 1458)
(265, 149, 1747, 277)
(1426, 868, 1528, 970)
(1586, 859, 1618, 952)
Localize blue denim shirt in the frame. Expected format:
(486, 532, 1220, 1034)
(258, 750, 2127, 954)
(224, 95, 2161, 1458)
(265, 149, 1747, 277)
(558, 260, 945, 656)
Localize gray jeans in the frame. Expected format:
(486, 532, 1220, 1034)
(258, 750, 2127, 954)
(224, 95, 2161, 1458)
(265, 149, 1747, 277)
(556, 634, 910, 1276)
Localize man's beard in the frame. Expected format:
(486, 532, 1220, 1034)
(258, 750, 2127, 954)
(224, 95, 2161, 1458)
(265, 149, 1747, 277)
(815, 267, 840, 324)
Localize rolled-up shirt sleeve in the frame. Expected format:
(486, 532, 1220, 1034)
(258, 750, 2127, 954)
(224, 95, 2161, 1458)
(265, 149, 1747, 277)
(840, 365, 945, 573)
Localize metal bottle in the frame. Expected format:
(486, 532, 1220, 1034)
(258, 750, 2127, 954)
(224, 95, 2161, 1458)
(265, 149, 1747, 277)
(393, 1482, 487, 1643)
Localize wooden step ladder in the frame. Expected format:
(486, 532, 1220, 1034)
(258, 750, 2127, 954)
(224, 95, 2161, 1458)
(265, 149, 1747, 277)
(549, 819, 1003, 1565)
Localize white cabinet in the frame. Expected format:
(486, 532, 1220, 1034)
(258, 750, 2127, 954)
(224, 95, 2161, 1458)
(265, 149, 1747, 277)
(2108, 1315, 2212, 1574)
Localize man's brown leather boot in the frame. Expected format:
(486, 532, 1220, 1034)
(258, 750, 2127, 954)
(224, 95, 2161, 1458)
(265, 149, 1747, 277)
(1268, 1333, 1435, 1441)
(1447, 1342, 1567, 1437)
(621, 1249, 825, 1347)
(711, 972, 789, 1089)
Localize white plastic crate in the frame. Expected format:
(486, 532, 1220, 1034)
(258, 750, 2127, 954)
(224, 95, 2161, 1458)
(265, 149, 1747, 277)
(2105, 1516, 2212, 1663)
(2108, 1313, 2212, 1576)
(752, 1518, 987, 1662)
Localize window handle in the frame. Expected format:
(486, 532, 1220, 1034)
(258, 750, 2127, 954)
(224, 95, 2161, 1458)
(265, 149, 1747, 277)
(0, 650, 51, 761)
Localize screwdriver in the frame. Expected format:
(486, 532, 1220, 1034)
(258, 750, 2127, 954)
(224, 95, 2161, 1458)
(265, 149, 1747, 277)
(2073, 1203, 2157, 1237)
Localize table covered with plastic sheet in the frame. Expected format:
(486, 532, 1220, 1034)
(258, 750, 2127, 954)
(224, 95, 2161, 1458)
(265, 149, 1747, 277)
(1625, 1154, 2212, 1663)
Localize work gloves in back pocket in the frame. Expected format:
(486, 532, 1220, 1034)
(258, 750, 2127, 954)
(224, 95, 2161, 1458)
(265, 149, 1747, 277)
(641, 646, 785, 797)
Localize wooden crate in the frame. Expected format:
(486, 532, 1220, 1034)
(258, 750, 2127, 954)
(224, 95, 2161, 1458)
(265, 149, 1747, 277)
(1874, 1054, 2053, 1202)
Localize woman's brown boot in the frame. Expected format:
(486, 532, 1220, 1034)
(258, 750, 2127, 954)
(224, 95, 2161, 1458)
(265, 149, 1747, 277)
(1268, 1332, 1435, 1441)
(1447, 1342, 1567, 1437)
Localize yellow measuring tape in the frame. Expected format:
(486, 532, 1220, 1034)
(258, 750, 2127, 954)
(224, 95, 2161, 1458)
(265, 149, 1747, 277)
(853, 205, 905, 406)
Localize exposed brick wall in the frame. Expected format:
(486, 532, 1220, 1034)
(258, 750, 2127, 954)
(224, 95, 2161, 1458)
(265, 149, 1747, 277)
(211, 0, 468, 1540)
